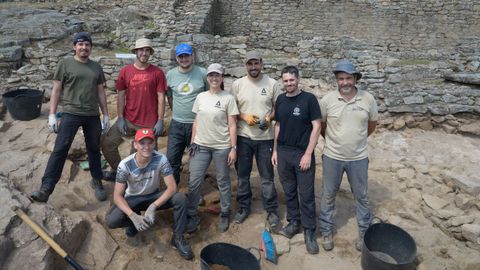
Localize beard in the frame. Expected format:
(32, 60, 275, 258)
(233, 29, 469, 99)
(339, 86, 355, 95)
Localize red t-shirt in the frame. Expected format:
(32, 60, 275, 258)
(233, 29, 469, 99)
(116, 64, 167, 127)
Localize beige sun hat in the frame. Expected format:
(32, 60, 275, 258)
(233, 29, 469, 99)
(131, 38, 154, 54)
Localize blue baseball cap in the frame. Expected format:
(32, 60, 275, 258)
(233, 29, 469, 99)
(175, 43, 193, 56)
(333, 60, 362, 80)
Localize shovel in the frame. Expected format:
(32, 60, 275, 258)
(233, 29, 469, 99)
(11, 206, 84, 270)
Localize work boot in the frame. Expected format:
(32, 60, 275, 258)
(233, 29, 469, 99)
(90, 178, 107, 201)
(234, 208, 250, 224)
(125, 226, 138, 237)
(279, 220, 301, 239)
(267, 212, 280, 228)
(171, 234, 194, 260)
(322, 233, 334, 251)
(30, 188, 51, 203)
(304, 229, 319, 254)
(185, 215, 200, 234)
(102, 170, 116, 182)
(355, 238, 363, 251)
(219, 213, 230, 232)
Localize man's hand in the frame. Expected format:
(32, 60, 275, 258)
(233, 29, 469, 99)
(101, 115, 110, 134)
(116, 118, 127, 135)
(243, 114, 259, 126)
(258, 116, 271, 131)
(48, 113, 59, 133)
(128, 212, 150, 231)
(227, 148, 237, 166)
(144, 203, 157, 225)
(153, 119, 164, 137)
(299, 153, 312, 171)
(271, 150, 278, 167)
(188, 143, 199, 158)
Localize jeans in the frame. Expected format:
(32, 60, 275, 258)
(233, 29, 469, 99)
(277, 146, 316, 229)
(319, 155, 372, 237)
(105, 190, 187, 234)
(235, 136, 278, 213)
(41, 113, 102, 193)
(187, 146, 231, 217)
(166, 119, 193, 185)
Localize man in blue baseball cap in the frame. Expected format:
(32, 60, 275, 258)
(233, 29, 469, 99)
(318, 60, 378, 252)
(165, 44, 208, 221)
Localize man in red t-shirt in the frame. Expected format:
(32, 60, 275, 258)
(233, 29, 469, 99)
(101, 38, 167, 180)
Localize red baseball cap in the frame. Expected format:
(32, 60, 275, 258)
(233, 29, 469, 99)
(134, 128, 155, 142)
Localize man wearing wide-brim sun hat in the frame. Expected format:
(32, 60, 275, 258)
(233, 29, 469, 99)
(101, 38, 167, 181)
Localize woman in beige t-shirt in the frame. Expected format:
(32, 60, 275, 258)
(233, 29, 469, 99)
(186, 63, 239, 233)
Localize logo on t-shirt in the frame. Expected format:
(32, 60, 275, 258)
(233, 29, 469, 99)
(215, 100, 221, 108)
(293, 106, 301, 116)
(177, 82, 194, 96)
(261, 88, 267, 95)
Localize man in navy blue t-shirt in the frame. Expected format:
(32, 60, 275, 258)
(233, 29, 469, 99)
(272, 65, 322, 255)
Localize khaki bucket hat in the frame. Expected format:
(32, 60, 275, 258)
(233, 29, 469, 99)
(131, 38, 154, 54)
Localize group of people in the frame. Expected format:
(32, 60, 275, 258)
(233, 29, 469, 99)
(30, 33, 378, 260)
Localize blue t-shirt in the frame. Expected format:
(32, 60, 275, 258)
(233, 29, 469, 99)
(166, 65, 208, 123)
(274, 91, 321, 151)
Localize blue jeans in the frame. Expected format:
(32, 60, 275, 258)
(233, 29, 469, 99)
(235, 136, 278, 213)
(166, 119, 193, 185)
(105, 191, 187, 234)
(319, 155, 372, 237)
(41, 113, 102, 193)
(277, 146, 316, 229)
(188, 146, 231, 217)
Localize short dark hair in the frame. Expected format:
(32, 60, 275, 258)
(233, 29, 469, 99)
(281, 65, 299, 78)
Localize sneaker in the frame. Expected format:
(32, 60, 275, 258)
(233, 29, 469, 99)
(219, 214, 230, 232)
(171, 234, 194, 260)
(355, 238, 363, 251)
(304, 229, 319, 254)
(279, 220, 301, 239)
(125, 226, 138, 237)
(267, 212, 280, 228)
(234, 208, 250, 224)
(322, 233, 334, 251)
(185, 215, 201, 234)
(30, 188, 51, 203)
(90, 178, 107, 201)
(102, 170, 116, 182)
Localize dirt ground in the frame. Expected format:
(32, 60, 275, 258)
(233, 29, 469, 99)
(3, 105, 480, 269)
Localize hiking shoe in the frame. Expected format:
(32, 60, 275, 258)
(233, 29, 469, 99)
(31, 188, 51, 203)
(322, 233, 334, 251)
(304, 229, 319, 254)
(185, 215, 201, 234)
(90, 178, 107, 201)
(234, 208, 250, 224)
(267, 212, 280, 228)
(171, 234, 194, 260)
(102, 170, 116, 182)
(279, 220, 301, 239)
(219, 214, 230, 232)
(355, 238, 363, 251)
(125, 226, 138, 237)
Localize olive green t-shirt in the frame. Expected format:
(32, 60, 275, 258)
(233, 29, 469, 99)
(53, 57, 105, 116)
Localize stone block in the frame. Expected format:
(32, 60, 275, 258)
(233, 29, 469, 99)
(449, 216, 475, 227)
(272, 234, 290, 255)
(423, 194, 449, 210)
(461, 224, 480, 243)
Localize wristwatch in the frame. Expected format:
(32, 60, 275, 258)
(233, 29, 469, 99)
(231, 145, 237, 151)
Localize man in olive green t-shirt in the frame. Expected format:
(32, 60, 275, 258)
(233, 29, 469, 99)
(31, 32, 110, 203)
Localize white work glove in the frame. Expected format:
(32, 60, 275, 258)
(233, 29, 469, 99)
(128, 212, 150, 231)
(48, 113, 59, 133)
(101, 115, 110, 134)
(144, 203, 158, 225)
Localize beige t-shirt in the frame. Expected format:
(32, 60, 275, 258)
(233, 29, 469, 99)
(192, 90, 239, 149)
(231, 74, 282, 140)
(320, 89, 378, 161)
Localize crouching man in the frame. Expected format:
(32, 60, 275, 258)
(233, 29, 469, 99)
(105, 128, 193, 260)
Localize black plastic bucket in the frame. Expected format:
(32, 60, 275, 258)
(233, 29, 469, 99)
(2, 88, 44, 121)
(361, 222, 417, 270)
(200, 242, 261, 270)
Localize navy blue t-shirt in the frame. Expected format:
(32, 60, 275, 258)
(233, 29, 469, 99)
(274, 91, 321, 151)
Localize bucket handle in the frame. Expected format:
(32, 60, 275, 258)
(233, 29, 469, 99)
(246, 247, 261, 263)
